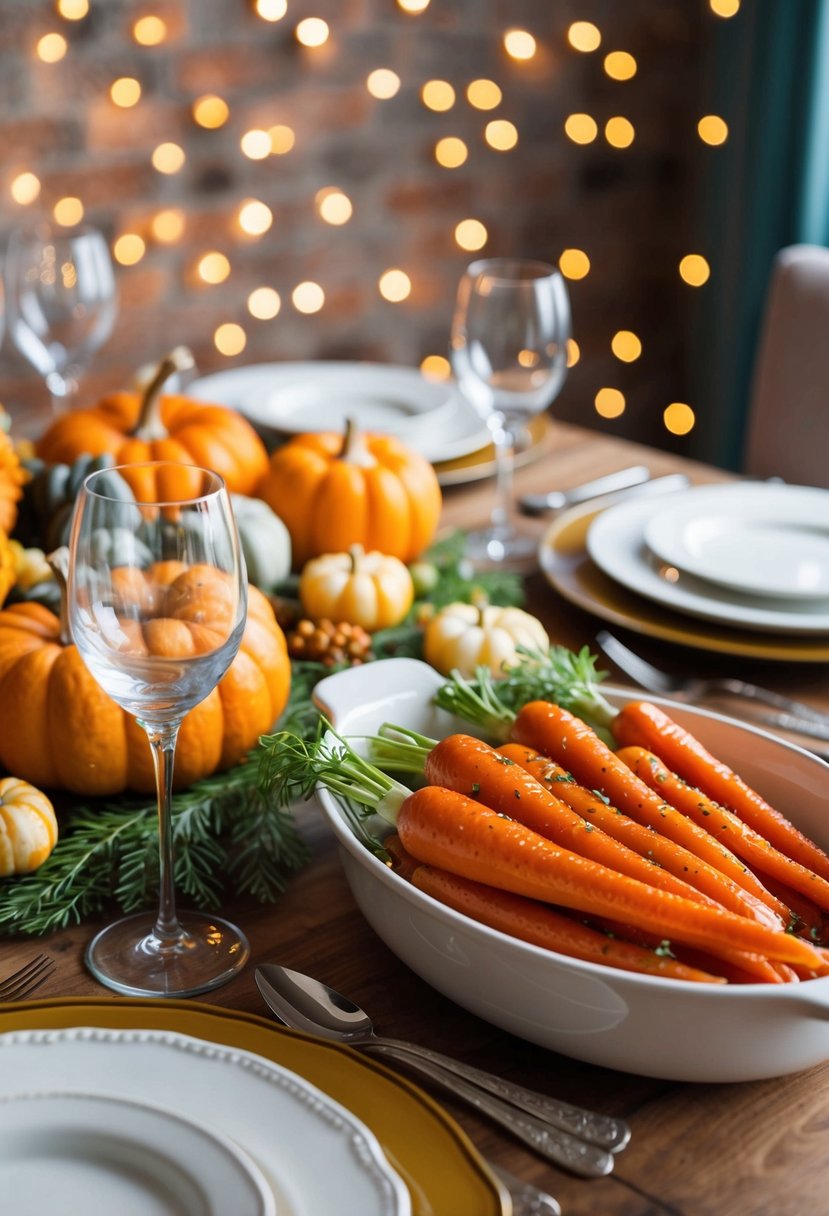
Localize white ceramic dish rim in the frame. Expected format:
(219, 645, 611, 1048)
(642, 483, 829, 601)
(586, 493, 829, 634)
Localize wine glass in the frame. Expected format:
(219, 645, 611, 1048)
(450, 257, 571, 567)
(68, 461, 249, 997)
(4, 220, 117, 415)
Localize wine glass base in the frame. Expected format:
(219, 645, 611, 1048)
(464, 525, 540, 572)
(85, 911, 250, 998)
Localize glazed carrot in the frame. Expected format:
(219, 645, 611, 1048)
(422, 733, 745, 909)
(394, 785, 825, 969)
(752, 873, 829, 947)
(411, 864, 728, 984)
(612, 700, 829, 883)
(510, 702, 789, 924)
(618, 746, 829, 915)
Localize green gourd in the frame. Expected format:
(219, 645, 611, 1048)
(230, 494, 292, 592)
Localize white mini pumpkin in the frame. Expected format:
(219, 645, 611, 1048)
(423, 602, 549, 677)
(0, 777, 59, 876)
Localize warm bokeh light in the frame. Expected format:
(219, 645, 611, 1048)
(113, 234, 146, 266)
(605, 116, 635, 148)
(698, 115, 729, 145)
(133, 15, 167, 45)
(559, 248, 590, 280)
(566, 339, 580, 368)
(151, 209, 186, 243)
(241, 129, 272, 159)
(10, 172, 41, 205)
(316, 187, 353, 225)
(292, 281, 325, 313)
(248, 287, 281, 319)
(611, 330, 642, 362)
(379, 269, 412, 302)
(485, 119, 518, 151)
(679, 254, 711, 286)
(197, 251, 231, 284)
(421, 80, 455, 111)
(567, 21, 601, 52)
(296, 17, 329, 47)
(467, 79, 502, 110)
(397, 0, 430, 11)
(53, 196, 84, 226)
(214, 323, 247, 357)
(564, 113, 598, 144)
(269, 124, 296, 154)
(367, 68, 401, 99)
(420, 354, 451, 380)
(435, 136, 468, 168)
(709, 0, 740, 16)
(57, 0, 89, 18)
(151, 142, 185, 173)
(595, 388, 626, 419)
(664, 402, 696, 434)
(238, 199, 273, 236)
(454, 219, 488, 251)
(110, 77, 142, 107)
(36, 33, 68, 62)
(604, 51, 637, 80)
(192, 94, 229, 128)
(255, 0, 288, 19)
(503, 29, 537, 60)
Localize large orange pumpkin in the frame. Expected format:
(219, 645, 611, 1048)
(256, 418, 442, 568)
(35, 360, 268, 499)
(0, 576, 290, 797)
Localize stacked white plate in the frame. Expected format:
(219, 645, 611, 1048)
(585, 482, 829, 635)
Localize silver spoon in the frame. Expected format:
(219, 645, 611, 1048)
(255, 964, 630, 1178)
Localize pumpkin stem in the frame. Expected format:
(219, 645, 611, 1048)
(339, 417, 375, 467)
(348, 544, 364, 573)
(132, 346, 196, 442)
(46, 546, 73, 645)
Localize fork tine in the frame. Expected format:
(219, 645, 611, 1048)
(595, 631, 676, 695)
(0, 953, 56, 1002)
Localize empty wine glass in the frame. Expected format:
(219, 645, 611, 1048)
(68, 462, 249, 997)
(450, 257, 571, 567)
(4, 221, 117, 414)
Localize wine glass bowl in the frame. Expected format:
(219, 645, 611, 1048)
(4, 220, 117, 415)
(68, 462, 249, 997)
(450, 257, 571, 566)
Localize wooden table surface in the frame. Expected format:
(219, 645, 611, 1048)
(3, 421, 828, 1216)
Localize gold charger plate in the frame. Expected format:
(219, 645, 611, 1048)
(434, 414, 554, 486)
(0, 998, 507, 1216)
(540, 500, 829, 662)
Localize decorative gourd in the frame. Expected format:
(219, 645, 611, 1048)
(299, 545, 414, 631)
(423, 601, 550, 677)
(230, 494, 292, 592)
(0, 777, 58, 876)
(0, 423, 25, 536)
(0, 559, 291, 797)
(0, 530, 16, 609)
(35, 350, 269, 499)
(256, 417, 442, 568)
(16, 452, 137, 551)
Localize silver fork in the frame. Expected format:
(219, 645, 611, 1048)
(0, 953, 55, 1002)
(596, 630, 829, 743)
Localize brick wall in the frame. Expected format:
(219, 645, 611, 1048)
(0, 0, 714, 453)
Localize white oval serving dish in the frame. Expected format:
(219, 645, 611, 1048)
(312, 657, 829, 1084)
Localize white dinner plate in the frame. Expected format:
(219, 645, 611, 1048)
(643, 483, 829, 601)
(586, 495, 829, 634)
(0, 1091, 274, 1216)
(0, 1027, 411, 1216)
(187, 362, 491, 464)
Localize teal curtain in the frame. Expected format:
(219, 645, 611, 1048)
(688, 0, 829, 470)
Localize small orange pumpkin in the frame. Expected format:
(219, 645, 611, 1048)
(256, 417, 442, 568)
(0, 569, 291, 797)
(35, 353, 268, 499)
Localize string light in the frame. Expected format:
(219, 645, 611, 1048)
(192, 95, 229, 128)
(214, 323, 247, 356)
(605, 116, 635, 148)
(36, 33, 67, 62)
(503, 29, 537, 60)
(454, 219, 488, 251)
(420, 355, 451, 380)
(57, 0, 89, 17)
(567, 22, 601, 52)
(566, 339, 580, 368)
(378, 269, 412, 302)
(559, 248, 590, 280)
(611, 331, 642, 362)
(595, 388, 625, 418)
(604, 51, 637, 80)
(53, 196, 84, 226)
(564, 113, 598, 144)
(151, 209, 186, 243)
(397, 0, 430, 11)
(10, 172, 41, 205)
(679, 254, 710, 286)
(133, 16, 167, 45)
(709, 0, 740, 16)
(248, 287, 281, 319)
(664, 402, 696, 434)
(315, 187, 353, 225)
(421, 80, 455, 111)
(292, 282, 325, 313)
(367, 69, 401, 99)
(197, 252, 231, 284)
(485, 119, 518, 151)
(110, 77, 142, 107)
(241, 129, 272, 159)
(698, 115, 728, 145)
(435, 137, 468, 168)
(295, 18, 329, 47)
(237, 199, 273, 236)
(113, 234, 146, 265)
(255, 0, 288, 19)
(269, 124, 296, 154)
(152, 142, 185, 173)
(466, 79, 502, 110)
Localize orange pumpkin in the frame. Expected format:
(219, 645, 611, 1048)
(35, 364, 268, 499)
(0, 426, 25, 536)
(256, 418, 442, 568)
(0, 574, 291, 797)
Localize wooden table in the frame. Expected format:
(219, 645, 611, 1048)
(3, 421, 828, 1216)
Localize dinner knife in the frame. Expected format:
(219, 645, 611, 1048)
(519, 464, 651, 516)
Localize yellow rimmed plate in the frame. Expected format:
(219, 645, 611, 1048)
(0, 998, 506, 1216)
(539, 500, 829, 662)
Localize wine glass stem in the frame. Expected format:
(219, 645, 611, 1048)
(46, 370, 78, 415)
(143, 720, 184, 944)
(490, 413, 517, 534)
